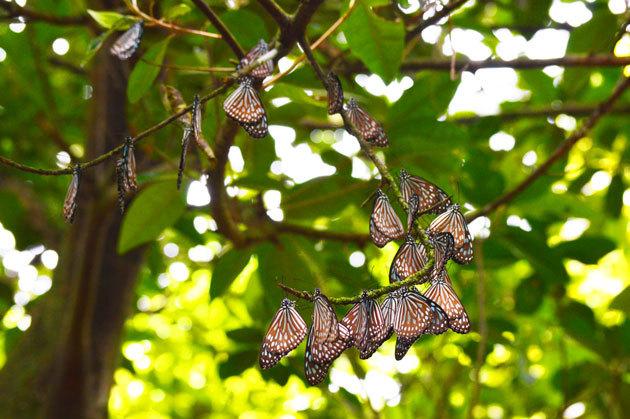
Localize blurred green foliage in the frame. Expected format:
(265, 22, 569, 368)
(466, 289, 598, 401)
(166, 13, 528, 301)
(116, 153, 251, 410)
(0, 0, 629, 418)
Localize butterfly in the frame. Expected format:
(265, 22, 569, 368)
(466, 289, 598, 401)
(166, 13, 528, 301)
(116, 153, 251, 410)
(389, 234, 428, 283)
(326, 72, 344, 115)
(310, 290, 345, 363)
(177, 127, 191, 190)
(427, 231, 455, 276)
(345, 98, 388, 147)
(370, 189, 404, 247)
(380, 291, 399, 341)
(63, 165, 80, 223)
(241, 115, 268, 138)
(259, 299, 308, 369)
(425, 272, 470, 334)
(393, 287, 436, 360)
(406, 194, 419, 232)
(115, 137, 137, 212)
(399, 169, 451, 214)
(341, 294, 388, 359)
(190, 94, 215, 160)
(304, 322, 351, 385)
(110, 21, 144, 60)
(239, 39, 274, 80)
(428, 204, 473, 264)
(223, 76, 266, 125)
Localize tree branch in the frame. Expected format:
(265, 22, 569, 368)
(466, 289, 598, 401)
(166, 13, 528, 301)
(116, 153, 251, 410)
(405, 0, 470, 41)
(256, 0, 290, 27)
(466, 75, 630, 221)
(190, 0, 245, 58)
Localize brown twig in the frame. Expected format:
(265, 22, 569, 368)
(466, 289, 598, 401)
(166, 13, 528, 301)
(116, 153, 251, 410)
(466, 75, 630, 221)
(256, 0, 290, 26)
(125, 0, 221, 39)
(190, 0, 245, 58)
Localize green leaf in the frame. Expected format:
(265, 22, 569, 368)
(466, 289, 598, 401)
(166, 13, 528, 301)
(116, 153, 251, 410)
(127, 37, 172, 103)
(554, 236, 616, 264)
(226, 327, 263, 345)
(218, 350, 258, 378)
(220, 10, 268, 48)
(211, 248, 252, 298)
(87, 10, 136, 29)
(557, 301, 607, 356)
(514, 276, 546, 314)
(605, 173, 624, 218)
(164, 3, 191, 20)
(118, 181, 186, 253)
(82, 30, 113, 67)
(342, 0, 404, 81)
(610, 286, 630, 312)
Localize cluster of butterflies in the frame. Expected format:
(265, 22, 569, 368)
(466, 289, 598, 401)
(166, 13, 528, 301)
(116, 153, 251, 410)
(260, 171, 474, 385)
(223, 40, 274, 138)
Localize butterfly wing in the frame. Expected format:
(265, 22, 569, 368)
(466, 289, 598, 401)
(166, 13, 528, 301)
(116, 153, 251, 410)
(240, 40, 273, 79)
(370, 190, 404, 247)
(380, 292, 399, 341)
(393, 288, 433, 339)
(223, 77, 266, 124)
(241, 115, 268, 138)
(63, 168, 80, 223)
(110, 22, 143, 60)
(359, 298, 387, 359)
(425, 277, 470, 334)
(345, 99, 386, 144)
(399, 170, 451, 214)
(326, 72, 344, 115)
(389, 236, 427, 283)
(428, 205, 473, 264)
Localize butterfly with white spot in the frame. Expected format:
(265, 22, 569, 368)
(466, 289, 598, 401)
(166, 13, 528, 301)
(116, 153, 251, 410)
(428, 204, 473, 264)
(110, 21, 144, 60)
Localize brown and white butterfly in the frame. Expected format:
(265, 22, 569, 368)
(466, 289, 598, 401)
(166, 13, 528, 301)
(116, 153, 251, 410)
(223, 76, 266, 125)
(427, 204, 473, 264)
(259, 299, 308, 369)
(399, 169, 451, 214)
(389, 234, 428, 283)
(425, 271, 470, 334)
(370, 189, 404, 247)
(341, 294, 388, 359)
(110, 21, 143, 60)
(345, 98, 388, 147)
(304, 322, 351, 385)
(63, 165, 80, 223)
(115, 137, 137, 212)
(326, 72, 344, 115)
(238, 39, 274, 80)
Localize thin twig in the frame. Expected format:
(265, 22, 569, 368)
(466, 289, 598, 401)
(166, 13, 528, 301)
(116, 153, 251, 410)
(190, 0, 245, 58)
(125, 0, 221, 39)
(274, 222, 369, 245)
(466, 76, 630, 221)
(257, 0, 290, 26)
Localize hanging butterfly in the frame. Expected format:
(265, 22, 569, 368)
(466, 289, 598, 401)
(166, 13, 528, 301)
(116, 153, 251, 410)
(370, 189, 404, 248)
(344, 98, 388, 147)
(115, 137, 137, 212)
(223, 76, 266, 127)
(238, 39, 274, 80)
(425, 272, 470, 334)
(176, 127, 191, 190)
(389, 234, 428, 283)
(161, 85, 192, 127)
(341, 293, 387, 359)
(406, 194, 419, 232)
(304, 322, 351, 385)
(310, 289, 343, 363)
(259, 299, 308, 369)
(191, 94, 216, 161)
(393, 287, 435, 360)
(241, 115, 268, 139)
(427, 231, 455, 276)
(63, 165, 80, 223)
(427, 204, 473, 264)
(380, 291, 399, 341)
(326, 72, 344, 115)
(110, 21, 144, 60)
(399, 169, 451, 214)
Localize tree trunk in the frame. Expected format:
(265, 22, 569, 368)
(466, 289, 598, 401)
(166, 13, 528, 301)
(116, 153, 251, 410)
(0, 4, 145, 417)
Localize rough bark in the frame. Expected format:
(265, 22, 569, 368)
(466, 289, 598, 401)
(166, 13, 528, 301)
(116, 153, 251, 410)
(0, 2, 145, 417)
